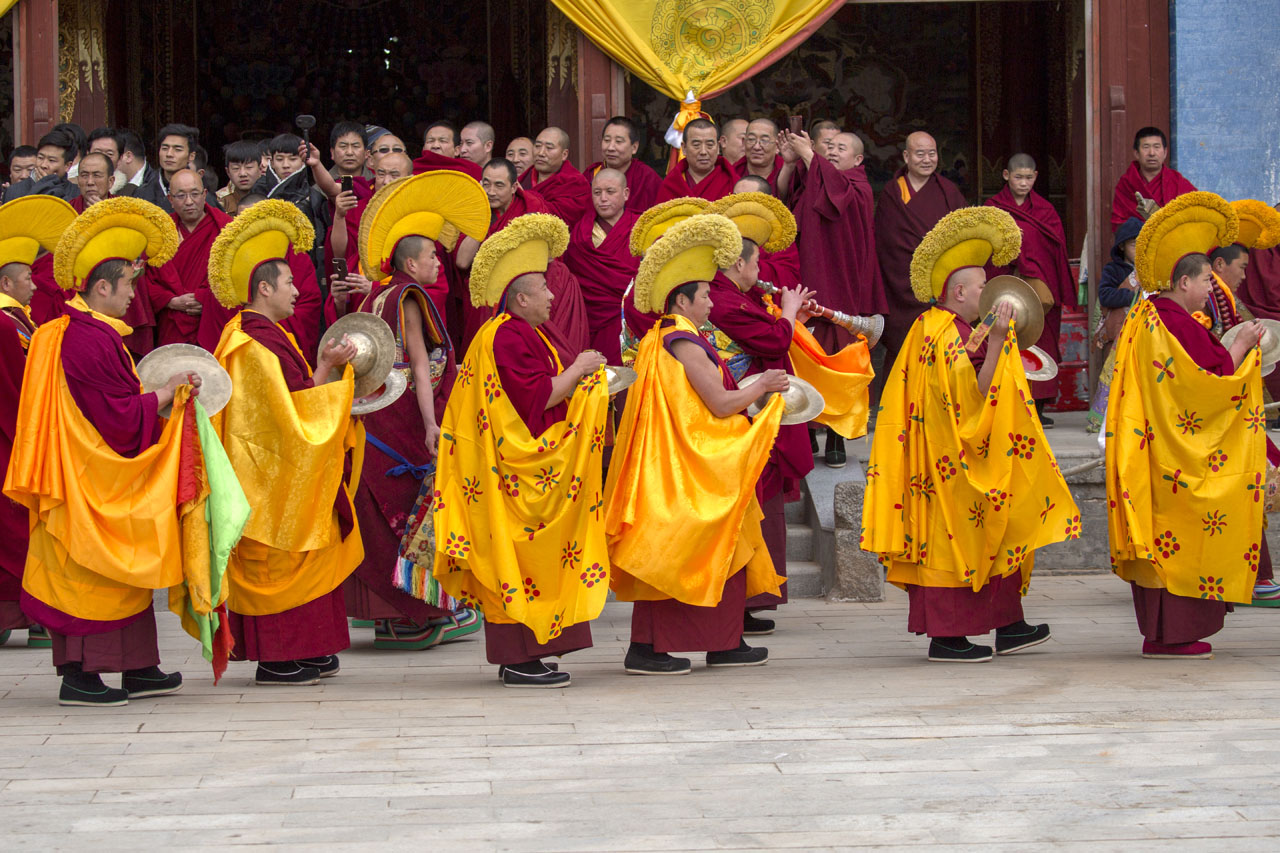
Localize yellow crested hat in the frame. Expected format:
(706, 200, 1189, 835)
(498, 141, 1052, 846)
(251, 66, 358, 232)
(359, 170, 490, 281)
(1136, 191, 1238, 292)
(634, 213, 742, 315)
(0, 195, 77, 267)
(703, 192, 796, 253)
(53, 197, 178, 291)
(1230, 199, 1280, 250)
(469, 213, 568, 308)
(909, 206, 1021, 303)
(208, 199, 315, 308)
(629, 196, 710, 257)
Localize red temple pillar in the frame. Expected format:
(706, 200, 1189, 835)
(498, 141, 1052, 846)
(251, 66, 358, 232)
(15, 0, 60, 144)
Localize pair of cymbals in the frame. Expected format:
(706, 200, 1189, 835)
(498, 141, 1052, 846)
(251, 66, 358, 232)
(1222, 318, 1280, 377)
(319, 313, 407, 413)
(979, 275, 1045, 350)
(137, 344, 232, 417)
(740, 374, 825, 425)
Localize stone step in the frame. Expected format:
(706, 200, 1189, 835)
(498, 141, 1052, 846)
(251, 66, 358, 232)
(784, 497, 807, 524)
(784, 561, 824, 597)
(785, 523, 814, 562)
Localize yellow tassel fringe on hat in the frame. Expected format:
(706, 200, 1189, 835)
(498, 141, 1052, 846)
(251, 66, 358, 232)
(909, 206, 1021, 304)
(0, 195, 78, 267)
(634, 213, 742, 315)
(359, 170, 490, 280)
(703, 192, 796, 253)
(53, 197, 178, 291)
(207, 199, 314, 308)
(469, 213, 568, 308)
(1136, 191, 1238, 292)
(1230, 199, 1280, 250)
(629, 196, 710, 257)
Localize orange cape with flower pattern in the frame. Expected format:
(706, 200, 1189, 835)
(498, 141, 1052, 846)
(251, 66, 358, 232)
(862, 307, 1078, 591)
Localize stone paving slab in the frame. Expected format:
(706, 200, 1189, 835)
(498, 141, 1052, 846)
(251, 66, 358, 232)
(3, 575, 1280, 851)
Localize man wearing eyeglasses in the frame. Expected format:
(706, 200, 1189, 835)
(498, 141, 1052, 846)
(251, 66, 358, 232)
(733, 119, 784, 195)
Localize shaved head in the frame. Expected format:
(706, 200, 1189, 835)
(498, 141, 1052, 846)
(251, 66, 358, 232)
(167, 169, 207, 228)
(460, 121, 495, 167)
(533, 127, 570, 178)
(591, 167, 628, 222)
(734, 175, 772, 195)
(463, 121, 494, 143)
(593, 167, 626, 188)
(720, 118, 748, 163)
(1008, 152, 1036, 172)
(903, 132, 939, 181)
(505, 137, 534, 174)
(828, 132, 865, 171)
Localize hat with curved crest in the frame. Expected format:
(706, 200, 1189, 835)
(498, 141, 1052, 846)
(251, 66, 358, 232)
(703, 192, 796, 253)
(468, 213, 569, 308)
(909, 206, 1021, 304)
(0, 195, 77, 268)
(359, 170, 490, 280)
(633, 213, 742, 315)
(208, 199, 314, 308)
(1135, 191, 1238, 292)
(629, 196, 710, 257)
(53, 197, 179, 291)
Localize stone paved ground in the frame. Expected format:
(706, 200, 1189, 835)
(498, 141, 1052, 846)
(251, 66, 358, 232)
(4, 575, 1280, 851)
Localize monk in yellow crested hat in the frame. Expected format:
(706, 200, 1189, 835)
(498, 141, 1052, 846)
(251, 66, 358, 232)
(431, 211, 611, 687)
(629, 196, 710, 257)
(605, 213, 791, 675)
(863, 205, 1078, 664)
(208, 199, 367, 687)
(1201, 199, 1280, 336)
(1107, 192, 1280, 650)
(346, 169, 491, 650)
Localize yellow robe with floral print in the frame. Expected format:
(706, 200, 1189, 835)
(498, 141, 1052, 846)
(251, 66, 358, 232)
(862, 307, 1079, 591)
(431, 314, 611, 644)
(1106, 298, 1265, 604)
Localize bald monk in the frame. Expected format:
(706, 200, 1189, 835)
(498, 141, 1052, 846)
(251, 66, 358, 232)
(719, 119, 748, 166)
(459, 121, 495, 169)
(149, 169, 232, 346)
(657, 119, 738, 203)
(733, 176, 799, 291)
(562, 168, 641, 364)
(1110, 127, 1196, 231)
(587, 117, 661, 214)
(733, 119, 784, 194)
(505, 137, 534, 176)
(519, 127, 591, 226)
(875, 131, 966, 369)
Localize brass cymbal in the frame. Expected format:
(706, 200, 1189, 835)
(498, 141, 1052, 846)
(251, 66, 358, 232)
(1222, 318, 1280, 373)
(137, 343, 232, 418)
(978, 275, 1044, 349)
(741, 374, 826, 425)
(317, 312, 397, 398)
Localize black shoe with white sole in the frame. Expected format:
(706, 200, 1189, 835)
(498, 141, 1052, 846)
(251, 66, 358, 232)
(705, 640, 769, 667)
(255, 661, 321, 685)
(59, 670, 129, 707)
(623, 642, 692, 675)
(295, 655, 341, 677)
(501, 660, 571, 688)
(497, 661, 558, 680)
(122, 666, 184, 699)
(995, 621, 1051, 655)
(927, 637, 993, 662)
(743, 612, 775, 636)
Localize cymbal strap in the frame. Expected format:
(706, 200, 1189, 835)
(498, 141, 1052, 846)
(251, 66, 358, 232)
(965, 312, 996, 353)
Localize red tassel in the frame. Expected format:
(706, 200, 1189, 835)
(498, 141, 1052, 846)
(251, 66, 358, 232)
(212, 603, 233, 685)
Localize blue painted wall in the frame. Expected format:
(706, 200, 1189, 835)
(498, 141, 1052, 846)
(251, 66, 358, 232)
(1172, 0, 1280, 202)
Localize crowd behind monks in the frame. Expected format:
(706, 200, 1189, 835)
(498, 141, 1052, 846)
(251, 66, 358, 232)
(3, 108, 1280, 703)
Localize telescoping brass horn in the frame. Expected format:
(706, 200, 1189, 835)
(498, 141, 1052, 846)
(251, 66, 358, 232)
(756, 280, 884, 348)
(317, 312, 404, 413)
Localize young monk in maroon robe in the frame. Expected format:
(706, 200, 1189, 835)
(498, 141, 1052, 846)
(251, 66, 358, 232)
(656, 119, 738, 203)
(1110, 127, 1196, 230)
(519, 127, 591, 226)
(587, 117, 662, 214)
(150, 170, 232, 346)
(875, 131, 966, 368)
(984, 153, 1077, 417)
(562, 168, 641, 363)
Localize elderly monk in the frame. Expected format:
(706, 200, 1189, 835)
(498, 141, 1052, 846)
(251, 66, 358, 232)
(459, 121, 495, 169)
(433, 213, 610, 688)
(505, 137, 534, 176)
(587, 117, 661, 214)
(733, 119, 784, 195)
(875, 131, 966, 372)
(0, 196, 76, 649)
(1106, 193, 1274, 657)
(719, 118, 748, 166)
(210, 201, 364, 686)
(657, 119, 738, 203)
(606, 214, 786, 675)
(984, 153, 1077, 425)
(5, 197, 209, 705)
(72, 151, 114, 211)
(519, 127, 592, 226)
(562, 168, 640, 364)
(864, 207, 1076, 662)
(1110, 127, 1196, 231)
(344, 170, 489, 649)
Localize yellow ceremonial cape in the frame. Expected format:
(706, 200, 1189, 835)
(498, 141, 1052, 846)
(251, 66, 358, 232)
(4, 316, 193, 621)
(211, 313, 365, 616)
(1106, 298, 1264, 603)
(605, 314, 786, 605)
(431, 314, 611, 643)
(785, 316, 873, 439)
(862, 307, 1078, 591)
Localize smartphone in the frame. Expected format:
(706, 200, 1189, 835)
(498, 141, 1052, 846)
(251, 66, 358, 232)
(330, 258, 349, 282)
(789, 115, 804, 135)
(341, 175, 353, 194)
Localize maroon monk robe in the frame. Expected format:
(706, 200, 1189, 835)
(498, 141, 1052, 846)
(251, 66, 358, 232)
(903, 308, 1025, 636)
(758, 243, 800, 292)
(875, 168, 966, 365)
(732, 154, 785, 195)
(540, 260, 588, 364)
(150, 205, 233, 347)
(624, 288, 659, 343)
(23, 306, 165, 672)
(519, 160, 592, 227)
(587, 160, 662, 213)
(0, 307, 34, 630)
(412, 150, 483, 182)
(1110, 161, 1197, 231)
(562, 209, 640, 364)
(631, 323, 750, 652)
(1236, 246, 1280, 402)
(486, 314, 592, 664)
(196, 249, 322, 364)
(344, 274, 456, 623)
(708, 273, 815, 609)
(790, 158, 885, 351)
(984, 186, 1077, 401)
(28, 253, 67, 326)
(460, 188, 551, 351)
(656, 156, 738, 203)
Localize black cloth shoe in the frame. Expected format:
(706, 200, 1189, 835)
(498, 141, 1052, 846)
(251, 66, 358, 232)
(122, 666, 183, 699)
(743, 612, 775, 636)
(255, 661, 321, 686)
(59, 670, 129, 707)
(996, 621, 1051, 655)
(497, 661, 558, 680)
(501, 660, 571, 688)
(1035, 400, 1055, 429)
(824, 430, 847, 468)
(624, 642, 692, 675)
(927, 636, 993, 662)
(296, 655, 341, 678)
(810, 429, 820, 456)
(706, 640, 769, 667)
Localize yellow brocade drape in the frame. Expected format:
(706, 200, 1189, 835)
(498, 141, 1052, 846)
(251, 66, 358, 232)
(211, 313, 365, 616)
(862, 308, 1079, 592)
(431, 314, 612, 643)
(1105, 298, 1264, 604)
(605, 314, 785, 605)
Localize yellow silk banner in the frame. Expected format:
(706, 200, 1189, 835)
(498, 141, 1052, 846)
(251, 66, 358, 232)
(862, 308, 1079, 592)
(550, 0, 843, 102)
(1105, 298, 1265, 604)
(605, 315, 785, 605)
(431, 314, 611, 644)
